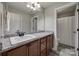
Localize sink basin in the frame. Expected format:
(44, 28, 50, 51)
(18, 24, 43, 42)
(10, 35, 36, 45)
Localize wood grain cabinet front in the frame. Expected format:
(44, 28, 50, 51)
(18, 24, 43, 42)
(28, 40, 38, 56)
(40, 37, 47, 56)
(0, 53, 2, 56)
(7, 45, 28, 56)
(47, 35, 53, 55)
(47, 36, 50, 55)
(50, 35, 53, 49)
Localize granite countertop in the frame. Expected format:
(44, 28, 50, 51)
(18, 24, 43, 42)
(0, 31, 54, 53)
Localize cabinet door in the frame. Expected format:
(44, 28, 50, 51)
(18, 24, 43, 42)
(47, 35, 53, 55)
(37, 40, 40, 56)
(40, 37, 47, 56)
(49, 35, 53, 49)
(28, 40, 38, 56)
(7, 45, 28, 56)
(47, 36, 50, 55)
(0, 53, 2, 56)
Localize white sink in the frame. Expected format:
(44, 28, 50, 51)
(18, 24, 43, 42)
(10, 35, 36, 45)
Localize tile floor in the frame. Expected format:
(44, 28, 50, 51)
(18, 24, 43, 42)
(48, 43, 76, 56)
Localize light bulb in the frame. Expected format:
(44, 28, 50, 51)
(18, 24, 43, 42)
(33, 8, 36, 10)
(37, 4, 40, 8)
(30, 7, 33, 9)
(27, 5, 30, 7)
(35, 3, 37, 6)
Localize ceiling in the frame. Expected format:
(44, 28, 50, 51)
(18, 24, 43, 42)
(5, 2, 70, 14)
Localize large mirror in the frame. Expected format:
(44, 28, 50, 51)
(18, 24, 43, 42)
(1, 2, 45, 37)
(6, 11, 31, 34)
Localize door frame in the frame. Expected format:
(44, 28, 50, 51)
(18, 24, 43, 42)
(55, 2, 78, 55)
(74, 3, 79, 56)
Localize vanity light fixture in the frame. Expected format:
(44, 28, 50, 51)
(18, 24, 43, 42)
(26, 2, 41, 11)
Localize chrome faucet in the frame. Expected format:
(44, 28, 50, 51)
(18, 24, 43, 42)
(16, 30, 25, 36)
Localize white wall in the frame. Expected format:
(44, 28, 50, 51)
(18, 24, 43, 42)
(0, 3, 3, 37)
(0, 3, 3, 43)
(45, 7, 57, 51)
(37, 11, 45, 31)
(21, 14, 31, 33)
(0, 3, 3, 12)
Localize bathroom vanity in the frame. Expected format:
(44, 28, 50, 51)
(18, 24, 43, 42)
(0, 32, 54, 56)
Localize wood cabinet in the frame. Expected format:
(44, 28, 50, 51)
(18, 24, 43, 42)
(47, 35, 53, 55)
(28, 40, 38, 56)
(50, 35, 53, 49)
(47, 36, 50, 55)
(40, 37, 47, 56)
(37, 40, 40, 55)
(1, 34, 54, 56)
(6, 45, 28, 56)
(0, 53, 2, 56)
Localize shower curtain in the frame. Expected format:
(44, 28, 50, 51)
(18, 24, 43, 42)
(57, 16, 75, 47)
